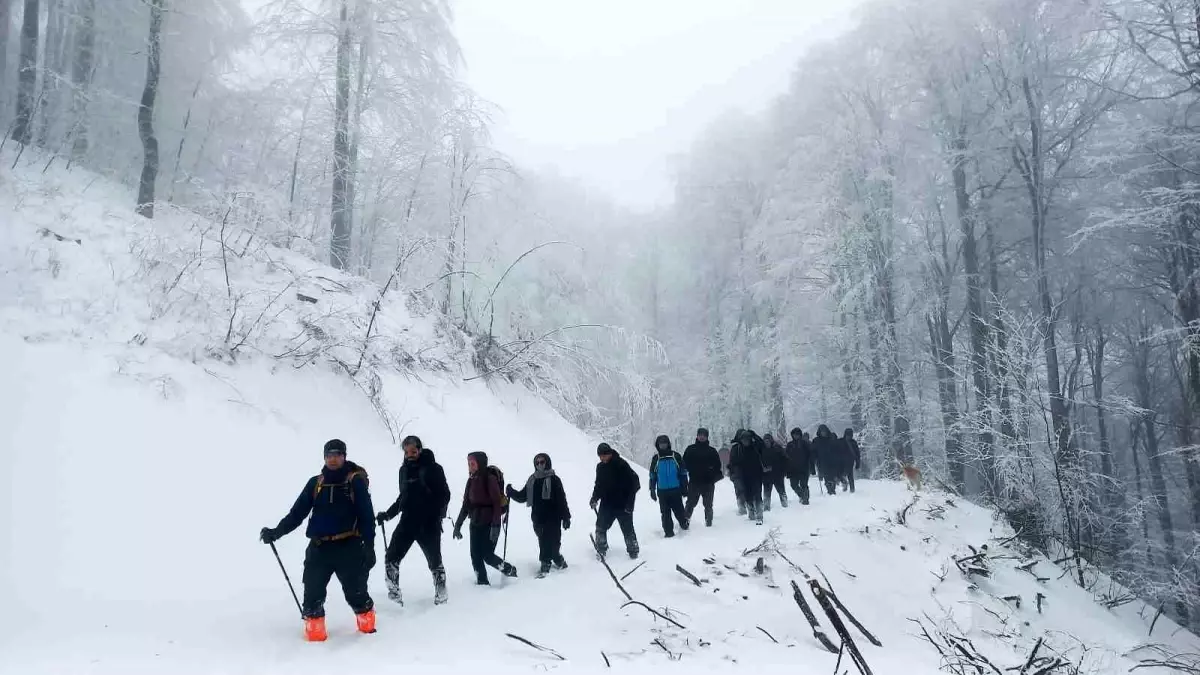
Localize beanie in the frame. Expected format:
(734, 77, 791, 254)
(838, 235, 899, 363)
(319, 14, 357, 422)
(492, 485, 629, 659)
(323, 438, 347, 455)
(597, 442, 614, 456)
(696, 427, 709, 437)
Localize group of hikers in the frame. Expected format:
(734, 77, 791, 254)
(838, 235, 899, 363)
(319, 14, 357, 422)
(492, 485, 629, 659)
(257, 426, 862, 641)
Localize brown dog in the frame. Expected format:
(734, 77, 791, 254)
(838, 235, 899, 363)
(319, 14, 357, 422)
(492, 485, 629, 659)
(900, 461, 922, 492)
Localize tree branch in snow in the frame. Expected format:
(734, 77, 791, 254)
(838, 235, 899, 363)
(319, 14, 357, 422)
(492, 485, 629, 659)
(675, 564, 702, 587)
(620, 561, 646, 581)
(621, 601, 687, 630)
(504, 633, 565, 661)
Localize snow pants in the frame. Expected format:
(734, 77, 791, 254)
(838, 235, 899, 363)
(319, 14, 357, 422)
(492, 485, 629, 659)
(595, 506, 639, 557)
(657, 488, 688, 535)
(533, 522, 563, 564)
(789, 473, 811, 504)
(685, 481, 716, 524)
(385, 526, 444, 597)
(732, 474, 747, 514)
(842, 466, 856, 493)
(741, 475, 764, 520)
(763, 472, 787, 509)
(301, 538, 373, 619)
(468, 522, 505, 577)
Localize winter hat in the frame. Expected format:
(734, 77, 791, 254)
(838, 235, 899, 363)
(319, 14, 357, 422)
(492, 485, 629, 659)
(401, 435, 423, 450)
(597, 443, 615, 456)
(763, 433, 775, 444)
(324, 438, 347, 456)
(468, 451, 489, 471)
(696, 427, 709, 438)
(790, 427, 803, 438)
(655, 434, 672, 453)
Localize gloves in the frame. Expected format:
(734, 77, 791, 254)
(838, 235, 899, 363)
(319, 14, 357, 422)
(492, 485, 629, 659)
(364, 543, 377, 569)
(505, 484, 516, 499)
(563, 518, 571, 530)
(453, 525, 463, 540)
(650, 490, 657, 502)
(259, 527, 278, 544)
(490, 524, 501, 544)
(589, 500, 599, 511)
(375, 512, 389, 526)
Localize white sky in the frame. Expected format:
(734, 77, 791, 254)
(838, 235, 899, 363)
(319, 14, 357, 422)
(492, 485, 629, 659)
(454, 0, 856, 211)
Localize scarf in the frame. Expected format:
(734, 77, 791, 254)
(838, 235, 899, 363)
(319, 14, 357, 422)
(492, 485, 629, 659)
(524, 467, 556, 502)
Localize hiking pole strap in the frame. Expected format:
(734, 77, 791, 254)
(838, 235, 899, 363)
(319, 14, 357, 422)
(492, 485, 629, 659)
(269, 541, 303, 617)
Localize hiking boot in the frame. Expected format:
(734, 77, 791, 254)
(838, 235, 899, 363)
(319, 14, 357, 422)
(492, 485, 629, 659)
(387, 587, 404, 605)
(705, 518, 713, 527)
(433, 569, 448, 605)
(628, 547, 639, 560)
(304, 616, 328, 642)
(537, 562, 552, 578)
(476, 571, 490, 586)
(501, 563, 519, 578)
(553, 556, 568, 569)
(664, 530, 675, 538)
(680, 518, 690, 531)
(355, 609, 376, 634)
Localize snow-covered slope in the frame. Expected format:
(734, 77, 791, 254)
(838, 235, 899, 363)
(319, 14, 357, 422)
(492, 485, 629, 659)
(2, 156, 1197, 674)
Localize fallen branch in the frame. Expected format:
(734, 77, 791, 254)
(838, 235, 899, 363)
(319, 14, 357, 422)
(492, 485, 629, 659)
(1148, 603, 1164, 637)
(676, 564, 702, 587)
(757, 626, 778, 644)
(37, 227, 81, 245)
(620, 560, 647, 581)
(791, 580, 838, 654)
(621, 601, 687, 630)
(591, 534, 633, 602)
(652, 638, 680, 661)
(815, 566, 882, 647)
(505, 633, 566, 661)
(810, 579, 873, 675)
(601, 651, 610, 668)
(1020, 637, 1044, 674)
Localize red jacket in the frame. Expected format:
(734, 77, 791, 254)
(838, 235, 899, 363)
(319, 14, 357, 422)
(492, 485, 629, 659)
(455, 470, 505, 527)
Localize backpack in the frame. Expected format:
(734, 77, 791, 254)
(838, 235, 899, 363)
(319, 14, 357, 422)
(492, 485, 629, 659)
(488, 466, 509, 513)
(311, 466, 369, 540)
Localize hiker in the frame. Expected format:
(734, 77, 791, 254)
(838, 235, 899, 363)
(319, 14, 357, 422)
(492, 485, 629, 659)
(649, 434, 689, 537)
(785, 427, 815, 505)
(590, 443, 641, 559)
(841, 428, 862, 493)
(729, 429, 766, 524)
(683, 427, 723, 526)
(259, 439, 375, 641)
(375, 434, 451, 606)
(812, 425, 841, 495)
(506, 453, 571, 578)
(761, 432, 789, 510)
(727, 429, 748, 516)
(453, 452, 517, 584)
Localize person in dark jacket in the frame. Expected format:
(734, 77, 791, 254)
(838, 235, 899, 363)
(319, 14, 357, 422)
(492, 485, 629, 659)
(841, 428, 862, 493)
(760, 433, 789, 510)
(730, 429, 765, 524)
(812, 425, 841, 495)
(590, 443, 640, 559)
(683, 427, 723, 526)
(649, 434, 689, 537)
(260, 439, 376, 641)
(785, 427, 815, 505)
(507, 453, 571, 577)
(453, 451, 517, 584)
(726, 429, 748, 516)
(375, 435, 451, 606)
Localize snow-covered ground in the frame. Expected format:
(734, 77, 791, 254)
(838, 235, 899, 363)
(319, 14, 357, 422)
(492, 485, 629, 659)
(2, 155, 1197, 674)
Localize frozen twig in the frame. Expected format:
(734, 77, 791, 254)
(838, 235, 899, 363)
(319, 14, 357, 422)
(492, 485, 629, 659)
(504, 633, 566, 661)
(621, 601, 687, 629)
(676, 564, 702, 586)
(756, 626, 778, 643)
(620, 560, 646, 581)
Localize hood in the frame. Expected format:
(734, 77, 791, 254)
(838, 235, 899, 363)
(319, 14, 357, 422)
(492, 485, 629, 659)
(597, 442, 621, 458)
(817, 424, 832, 438)
(468, 451, 489, 473)
(654, 434, 673, 454)
(732, 429, 746, 444)
(533, 452, 553, 470)
(790, 427, 803, 438)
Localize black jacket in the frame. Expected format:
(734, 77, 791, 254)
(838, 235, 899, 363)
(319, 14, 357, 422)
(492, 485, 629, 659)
(591, 449, 640, 511)
(729, 432, 765, 481)
(760, 437, 788, 476)
(785, 436, 815, 478)
(274, 460, 375, 543)
(382, 448, 451, 534)
(812, 425, 841, 475)
(508, 453, 572, 526)
(683, 441, 723, 485)
(843, 437, 862, 471)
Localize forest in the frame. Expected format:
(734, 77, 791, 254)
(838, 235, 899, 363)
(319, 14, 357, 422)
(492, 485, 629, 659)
(2, 0, 1199, 630)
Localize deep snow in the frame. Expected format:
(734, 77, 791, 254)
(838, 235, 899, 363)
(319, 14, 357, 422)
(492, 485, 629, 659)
(2, 151, 1197, 674)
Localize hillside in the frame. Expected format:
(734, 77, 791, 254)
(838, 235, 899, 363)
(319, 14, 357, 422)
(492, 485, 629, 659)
(1, 156, 1198, 674)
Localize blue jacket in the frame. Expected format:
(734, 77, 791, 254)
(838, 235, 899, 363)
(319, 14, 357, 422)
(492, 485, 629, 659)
(273, 461, 375, 543)
(649, 436, 688, 493)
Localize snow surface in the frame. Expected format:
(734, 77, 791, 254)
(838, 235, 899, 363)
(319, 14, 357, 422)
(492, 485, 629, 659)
(2, 153, 1198, 674)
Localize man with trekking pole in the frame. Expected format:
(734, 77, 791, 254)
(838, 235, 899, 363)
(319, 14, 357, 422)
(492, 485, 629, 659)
(259, 439, 377, 642)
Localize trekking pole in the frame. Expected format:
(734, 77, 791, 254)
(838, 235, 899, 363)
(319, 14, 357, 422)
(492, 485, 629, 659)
(269, 541, 303, 617)
(379, 520, 388, 557)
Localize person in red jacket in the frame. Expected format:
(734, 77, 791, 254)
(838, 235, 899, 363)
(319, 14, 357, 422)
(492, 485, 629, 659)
(453, 451, 517, 584)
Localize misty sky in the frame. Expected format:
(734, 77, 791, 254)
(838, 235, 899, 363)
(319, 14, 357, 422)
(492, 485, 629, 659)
(455, 0, 856, 212)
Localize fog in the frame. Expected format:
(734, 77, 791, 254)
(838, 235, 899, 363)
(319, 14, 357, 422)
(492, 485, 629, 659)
(3, 0, 1200, 639)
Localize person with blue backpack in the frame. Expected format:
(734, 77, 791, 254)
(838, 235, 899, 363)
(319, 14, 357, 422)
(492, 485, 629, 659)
(649, 434, 690, 537)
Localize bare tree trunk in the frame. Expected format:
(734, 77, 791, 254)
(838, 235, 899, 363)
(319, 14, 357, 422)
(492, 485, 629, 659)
(36, 0, 65, 147)
(11, 0, 37, 145)
(134, 0, 164, 218)
(928, 311, 964, 489)
(0, 0, 11, 105)
(328, 0, 352, 270)
(1086, 322, 1118, 518)
(348, 8, 369, 270)
(68, 0, 93, 160)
